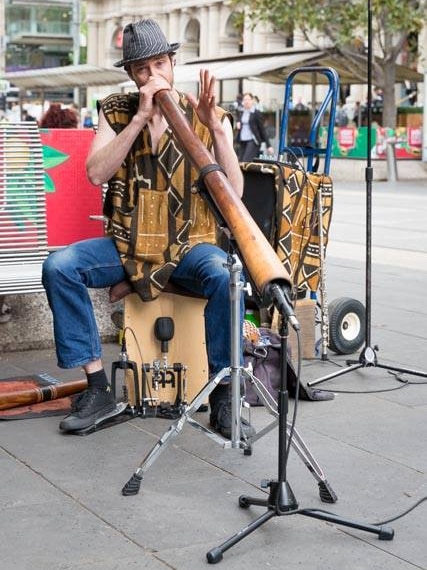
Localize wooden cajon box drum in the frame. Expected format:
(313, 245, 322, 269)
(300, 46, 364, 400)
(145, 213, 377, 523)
(122, 292, 209, 407)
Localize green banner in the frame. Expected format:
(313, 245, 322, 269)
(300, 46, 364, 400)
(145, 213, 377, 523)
(319, 126, 422, 159)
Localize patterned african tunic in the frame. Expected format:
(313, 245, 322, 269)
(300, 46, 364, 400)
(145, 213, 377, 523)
(101, 91, 229, 301)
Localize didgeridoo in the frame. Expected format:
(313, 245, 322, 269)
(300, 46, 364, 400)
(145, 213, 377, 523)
(155, 89, 293, 297)
(0, 379, 87, 411)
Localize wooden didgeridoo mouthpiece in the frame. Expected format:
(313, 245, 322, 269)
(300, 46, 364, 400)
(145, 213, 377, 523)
(154, 89, 293, 297)
(0, 379, 88, 411)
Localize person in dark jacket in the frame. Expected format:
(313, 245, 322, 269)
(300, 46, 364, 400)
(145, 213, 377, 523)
(235, 93, 273, 161)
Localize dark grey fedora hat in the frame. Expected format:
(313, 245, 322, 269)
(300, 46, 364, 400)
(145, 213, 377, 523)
(114, 19, 180, 68)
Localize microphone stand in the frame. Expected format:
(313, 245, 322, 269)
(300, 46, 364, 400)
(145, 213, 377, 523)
(308, 0, 427, 388)
(206, 284, 394, 565)
(144, 88, 393, 563)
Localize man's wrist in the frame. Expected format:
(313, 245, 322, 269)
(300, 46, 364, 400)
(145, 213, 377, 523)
(208, 121, 224, 136)
(131, 113, 148, 128)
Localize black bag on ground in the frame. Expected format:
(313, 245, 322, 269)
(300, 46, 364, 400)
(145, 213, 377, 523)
(243, 327, 321, 405)
(243, 327, 297, 405)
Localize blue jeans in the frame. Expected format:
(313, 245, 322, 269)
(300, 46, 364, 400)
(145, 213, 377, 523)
(42, 237, 244, 376)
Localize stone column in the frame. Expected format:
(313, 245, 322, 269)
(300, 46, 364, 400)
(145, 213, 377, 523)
(199, 5, 209, 58)
(168, 10, 180, 46)
(207, 3, 220, 58)
(86, 20, 99, 66)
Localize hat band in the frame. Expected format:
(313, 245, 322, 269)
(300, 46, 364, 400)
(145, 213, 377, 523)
(114, 42, 180, 67)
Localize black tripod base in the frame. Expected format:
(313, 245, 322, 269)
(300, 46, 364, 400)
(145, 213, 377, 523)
(206, 480, 394, 564)
(308, 344, 427, 388)
(240, 480, 298, 511)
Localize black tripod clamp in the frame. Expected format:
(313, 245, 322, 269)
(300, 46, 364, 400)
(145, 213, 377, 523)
(266, 281, 300, 332)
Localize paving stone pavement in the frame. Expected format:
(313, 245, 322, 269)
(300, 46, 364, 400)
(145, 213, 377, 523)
(1, 178, 427, 570)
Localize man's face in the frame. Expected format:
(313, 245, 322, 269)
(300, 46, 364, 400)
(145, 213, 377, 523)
(127, 54, 174, 88)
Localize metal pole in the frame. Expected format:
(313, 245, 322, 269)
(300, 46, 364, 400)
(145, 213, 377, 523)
(72, 0, 81, 105)
(423, 70, 427, 163)
(229, 254, 244, 448)
(386, 139, 398, 182)
(0, 2, 5, 78)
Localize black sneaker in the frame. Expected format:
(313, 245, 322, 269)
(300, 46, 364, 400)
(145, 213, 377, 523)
(209, 384, 255, 440)
(59, 386, 116, 432)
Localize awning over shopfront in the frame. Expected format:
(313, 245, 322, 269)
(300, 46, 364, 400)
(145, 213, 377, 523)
(174, 50, 324, 84)
(179, 51, 422, 86)
(256, 51, 424, 85)
(4, 64, 127, 90)
(5, 49, 423, 91)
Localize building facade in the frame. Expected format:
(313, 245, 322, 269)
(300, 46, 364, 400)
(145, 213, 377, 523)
(3, 0, 77, 71)
(84, 0, 292, 110)
(1, 1, 425, 127)
(1, 0, 81, 105)
(84, 1, 426, 117)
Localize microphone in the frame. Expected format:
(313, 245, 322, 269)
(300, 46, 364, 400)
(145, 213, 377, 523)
(266, 282, 300, 331)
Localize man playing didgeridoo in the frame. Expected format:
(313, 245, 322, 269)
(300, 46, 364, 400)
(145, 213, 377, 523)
(42, 18, 255, 436)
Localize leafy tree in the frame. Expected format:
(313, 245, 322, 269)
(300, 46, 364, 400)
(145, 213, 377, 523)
(232, 0, 426, 128)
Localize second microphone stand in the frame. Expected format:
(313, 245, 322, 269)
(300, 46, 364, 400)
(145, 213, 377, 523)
(308, 0, 427, 389)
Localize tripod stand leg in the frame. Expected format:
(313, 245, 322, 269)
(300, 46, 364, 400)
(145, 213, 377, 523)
(207, 509, 276, 564)
(289, 428, 337, 503)
(244, 370, 337, 502)
(122, 418, 184, 496)
(307, 362, 363, 387)
(375, 362, 427, 378)
(299, 508, 394, 540)
(207, 479, 299, 563)
(122, 369, 229, 496)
